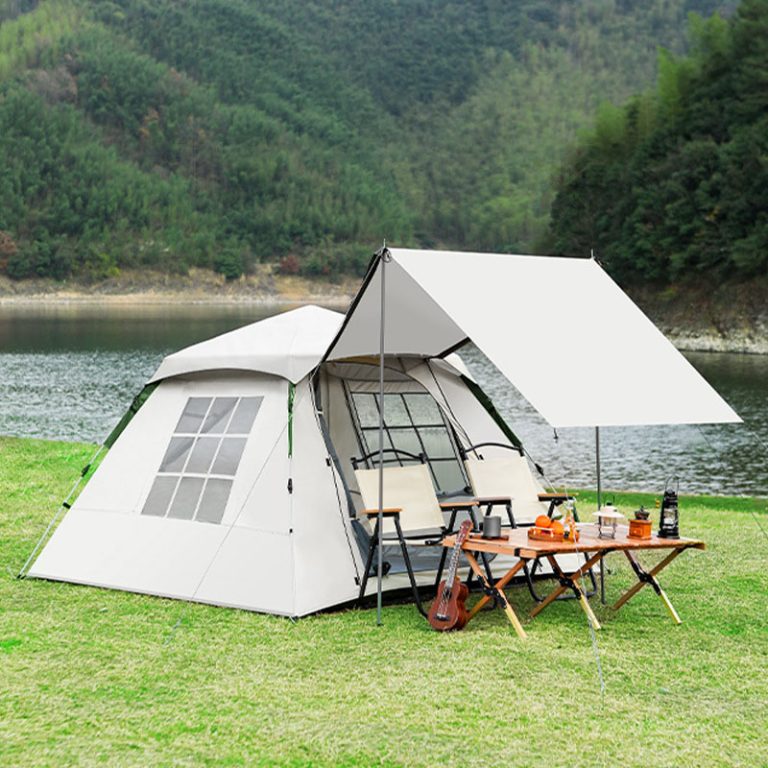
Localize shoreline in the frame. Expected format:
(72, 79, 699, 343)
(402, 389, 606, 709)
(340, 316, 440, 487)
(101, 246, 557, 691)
(0, 291, 353, 308)
(0, 267, 356, 309)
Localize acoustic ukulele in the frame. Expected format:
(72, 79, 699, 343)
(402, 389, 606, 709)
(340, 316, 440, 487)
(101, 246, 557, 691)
(428, 519, 472, 631)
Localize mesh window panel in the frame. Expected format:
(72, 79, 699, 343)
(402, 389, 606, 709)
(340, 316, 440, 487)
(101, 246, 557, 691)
(142, 476, 179, 516)
(167, 477, 204, 520)
(146, 395, 261, 524)
(211, 438, 247, 476)
(361, 430, 394, 459)
(404, 393, 443, 424)
(159, 436, 194, 473)
(228, 397, 263, 434)
(419, 427, 455, 459)
(432, 461, 467, 495)
(380, 394, 410, 427)
(175, 397, 212, 433)
(196, 478, 233, 524)
(202, 397, 238, 434)
(387, 428, 423, 457)
(349, 385, 467, 495)
(353, 393, 379, 428)
(185, 436, 221, 474)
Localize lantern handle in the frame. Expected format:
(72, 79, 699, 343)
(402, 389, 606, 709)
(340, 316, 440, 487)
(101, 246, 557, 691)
(664, 475, 679, 495)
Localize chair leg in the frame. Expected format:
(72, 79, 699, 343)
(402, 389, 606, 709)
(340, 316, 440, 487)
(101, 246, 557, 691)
(393, 516, 427, 617)
(357, 518, 380, 605)
(524, 561, 545, 602)
(505, 501, 515, 528)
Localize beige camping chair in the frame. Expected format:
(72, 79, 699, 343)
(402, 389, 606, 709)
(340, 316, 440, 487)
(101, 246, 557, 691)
(354, 460, 479, 616)
(463, 444, 596, 601)
(463, 449, 572, 526)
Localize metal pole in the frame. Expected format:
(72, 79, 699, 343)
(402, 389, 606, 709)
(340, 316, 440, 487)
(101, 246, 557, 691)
(595, 425, 606, 603)
(595, 426, 602, 510)
(376, 247, 389, 625)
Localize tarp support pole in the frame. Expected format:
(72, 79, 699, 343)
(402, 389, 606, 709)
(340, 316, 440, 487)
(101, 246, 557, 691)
(376, 245, 390, 626)
(596, 426, 602, 510)
(595, 426, 606, 604)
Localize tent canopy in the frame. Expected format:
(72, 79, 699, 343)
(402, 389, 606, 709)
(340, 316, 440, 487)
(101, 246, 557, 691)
(151, 304, 344, 385)
(326, 248, 740, 428)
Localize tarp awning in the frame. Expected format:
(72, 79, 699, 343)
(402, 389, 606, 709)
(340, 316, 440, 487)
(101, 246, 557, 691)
(326, 248, 740, 428)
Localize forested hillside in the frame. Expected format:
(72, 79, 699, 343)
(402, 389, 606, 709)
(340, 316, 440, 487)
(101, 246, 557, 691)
(0, 0, 730, 281)
(550, 0, 768, 284)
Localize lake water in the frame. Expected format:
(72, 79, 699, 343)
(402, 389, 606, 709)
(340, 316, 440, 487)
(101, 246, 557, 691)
(1, 304, 766, 496)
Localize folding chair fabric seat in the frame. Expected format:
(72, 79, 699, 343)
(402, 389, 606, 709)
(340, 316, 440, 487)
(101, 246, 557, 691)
(464, 453, 549, 525)
(464, 452, 590, 589)
(355, 464, 448, 539)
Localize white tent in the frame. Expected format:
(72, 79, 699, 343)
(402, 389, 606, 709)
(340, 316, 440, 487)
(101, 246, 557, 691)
(26, 248, 740, 617)
(26, 304, 523, 615)
(27, 306, 366, 616)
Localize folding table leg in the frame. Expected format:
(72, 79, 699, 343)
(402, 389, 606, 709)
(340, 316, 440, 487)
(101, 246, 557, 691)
(530, 553, 604, 631)
(613, 549, 683, 624)
(464, 552, 527, 639)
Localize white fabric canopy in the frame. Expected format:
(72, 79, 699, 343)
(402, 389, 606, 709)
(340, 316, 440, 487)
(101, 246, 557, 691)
(327, 248, 740, 428)
(151, 305, 344, 384)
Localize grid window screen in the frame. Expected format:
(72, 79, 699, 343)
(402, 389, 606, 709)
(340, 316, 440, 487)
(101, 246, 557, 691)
(349, 391, 467, 495)
(197, 479, 233, 524)
(143, 476, 179, 517)
(228, 397, 262, 434)
(202, 397, 238, 434)
(160, 437, 194, 473)
(141, 395, 262, 523)
(175, 397, 212, 433)
(186, 437, 220, 474)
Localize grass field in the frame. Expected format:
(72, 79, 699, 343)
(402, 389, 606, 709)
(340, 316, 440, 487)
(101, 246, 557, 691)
(1, 436, 767, 767)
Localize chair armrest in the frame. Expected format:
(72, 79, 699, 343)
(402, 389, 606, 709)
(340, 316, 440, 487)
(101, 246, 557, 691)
(361, 507, 402, 517)
(475, 495, 513, 506)
(537, 493, 573, 502)
(439, 499, 478, 510)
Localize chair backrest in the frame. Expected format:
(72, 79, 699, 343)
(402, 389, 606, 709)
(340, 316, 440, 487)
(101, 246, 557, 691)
(355, 464, 445, 536)
(464, 454, 547, 524)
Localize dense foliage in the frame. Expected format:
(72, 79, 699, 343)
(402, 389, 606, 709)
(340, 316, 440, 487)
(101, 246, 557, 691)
(0, 0, 729, 280)
(550, 0, 768, 283)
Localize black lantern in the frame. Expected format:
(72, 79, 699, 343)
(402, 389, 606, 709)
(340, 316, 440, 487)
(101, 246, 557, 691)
(658, 477, 680, 538)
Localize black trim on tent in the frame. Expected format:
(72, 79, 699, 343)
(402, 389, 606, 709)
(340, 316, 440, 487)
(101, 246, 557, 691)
(460, 374, 524, 453)
(104, 383, 159, 448)
(437, 337, 470, 358)
(310, 371, 366, 581)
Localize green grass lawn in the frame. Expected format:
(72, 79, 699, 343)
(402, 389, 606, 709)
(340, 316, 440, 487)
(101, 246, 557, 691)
(1, 436, 767, 767)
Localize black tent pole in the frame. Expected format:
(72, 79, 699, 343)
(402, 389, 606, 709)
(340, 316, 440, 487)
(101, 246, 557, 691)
(376, 245, 390, 625)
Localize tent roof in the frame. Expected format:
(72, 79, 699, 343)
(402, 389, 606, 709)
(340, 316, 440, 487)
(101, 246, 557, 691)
(326, 248, 740, 428)
(150, 305, 344, 384)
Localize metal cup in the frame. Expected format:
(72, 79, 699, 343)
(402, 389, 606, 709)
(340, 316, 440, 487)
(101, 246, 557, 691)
(482, 515, 501, 539)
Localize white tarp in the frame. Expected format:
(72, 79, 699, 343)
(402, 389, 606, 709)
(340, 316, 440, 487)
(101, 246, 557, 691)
(151, 304, 344, 384)
(327, 248, 740, 428)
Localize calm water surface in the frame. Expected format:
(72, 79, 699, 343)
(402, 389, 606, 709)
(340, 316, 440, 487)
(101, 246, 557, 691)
(1, 305, 766, 496)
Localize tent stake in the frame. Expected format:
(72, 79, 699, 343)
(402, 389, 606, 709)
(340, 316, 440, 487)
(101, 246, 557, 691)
(376, 245, 390, 625)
